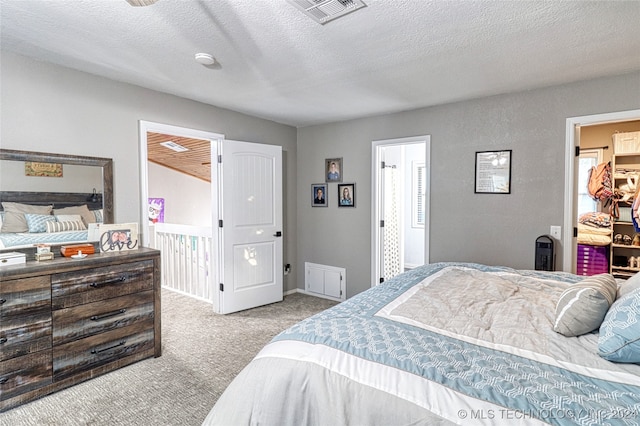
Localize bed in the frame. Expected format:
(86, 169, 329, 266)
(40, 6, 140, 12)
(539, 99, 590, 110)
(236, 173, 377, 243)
(0, 191, 103, 250)
(203, 262, 640, 425)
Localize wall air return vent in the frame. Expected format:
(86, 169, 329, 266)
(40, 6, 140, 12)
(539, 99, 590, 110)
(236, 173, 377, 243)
(288, 0, 367, 25)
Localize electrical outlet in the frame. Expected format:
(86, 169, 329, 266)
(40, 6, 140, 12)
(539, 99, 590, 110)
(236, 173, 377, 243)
(550, 226, 561, 240)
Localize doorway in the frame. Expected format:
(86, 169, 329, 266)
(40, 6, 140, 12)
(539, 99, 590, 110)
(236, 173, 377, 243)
(563, 109, 640, 272)
(139, 121, 284, 314)
(371, 135, 430, 286)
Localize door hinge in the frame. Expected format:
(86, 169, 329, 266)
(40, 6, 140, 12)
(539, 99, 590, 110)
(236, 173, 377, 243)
(218, 154, 222, 163)
(573, 227, 578, 238)
(380, 220, 384, 227)
(575, 146, 580, 157)
(218, 219, 223, 228)
(219, 283, 224, 291)
(380, 277, 384, 283)
(381, 161, 385, 169)
(340, 274, 343, 281)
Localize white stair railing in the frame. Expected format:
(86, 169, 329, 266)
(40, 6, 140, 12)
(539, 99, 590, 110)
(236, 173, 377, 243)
(151, 223, 213, 302)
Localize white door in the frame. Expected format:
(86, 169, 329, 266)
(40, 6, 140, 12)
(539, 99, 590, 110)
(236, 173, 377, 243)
(216, 140, 283, 314)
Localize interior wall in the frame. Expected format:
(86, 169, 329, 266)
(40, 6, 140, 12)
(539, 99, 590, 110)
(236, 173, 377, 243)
(147, 162, 211, 226)
(297, 71, 640, 297)
(580, 121, 640, 165)
(0, 51, 299, 293)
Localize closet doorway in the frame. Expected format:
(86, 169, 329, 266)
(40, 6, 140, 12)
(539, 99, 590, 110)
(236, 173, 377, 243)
(371, 135, 430, 286)
(564, 109, 640, 273)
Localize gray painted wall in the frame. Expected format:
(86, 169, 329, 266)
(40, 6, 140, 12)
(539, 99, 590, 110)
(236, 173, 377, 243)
(0, 51, 299, 293)
(297, 71, 640, 297)
(2, 50, 639, 299)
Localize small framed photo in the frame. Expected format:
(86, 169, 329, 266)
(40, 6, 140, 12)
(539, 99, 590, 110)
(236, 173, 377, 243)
(99, 223, 139, 252)
(475, 150, 512, 194)
(338, 183, 355, 207)
(325, 158, 343, 182)
(311, 183, 328, 207)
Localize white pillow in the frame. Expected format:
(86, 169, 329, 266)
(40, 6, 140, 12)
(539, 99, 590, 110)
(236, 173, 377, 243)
(56, 214, 83, 223)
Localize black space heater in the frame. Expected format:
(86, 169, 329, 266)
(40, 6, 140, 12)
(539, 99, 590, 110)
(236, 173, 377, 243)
(535, 235, 555, 271)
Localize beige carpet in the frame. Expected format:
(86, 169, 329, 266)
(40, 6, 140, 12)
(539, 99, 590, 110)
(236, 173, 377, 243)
(0, 290, 337, 426)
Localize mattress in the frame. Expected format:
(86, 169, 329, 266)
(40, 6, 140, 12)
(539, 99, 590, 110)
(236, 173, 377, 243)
(203, 262, 640, 426)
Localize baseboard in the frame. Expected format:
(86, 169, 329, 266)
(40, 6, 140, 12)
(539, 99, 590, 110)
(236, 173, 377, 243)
(296, 288, 344, 302)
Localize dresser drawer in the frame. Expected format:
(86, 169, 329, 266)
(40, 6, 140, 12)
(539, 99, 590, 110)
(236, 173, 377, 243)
(52, 291, 154, 346)
(0, 313, 51, 362)
(51, 260, 154, 309)
(0, 351, 52, 401)
(53, 320, 154, 380)
(0, 275, 51, 318)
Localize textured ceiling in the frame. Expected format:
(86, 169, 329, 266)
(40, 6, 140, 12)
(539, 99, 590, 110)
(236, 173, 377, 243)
(1, 0, 639, 128)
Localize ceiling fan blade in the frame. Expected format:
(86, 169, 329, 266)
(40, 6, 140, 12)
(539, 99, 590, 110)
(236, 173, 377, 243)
(125, 0, 159, 6)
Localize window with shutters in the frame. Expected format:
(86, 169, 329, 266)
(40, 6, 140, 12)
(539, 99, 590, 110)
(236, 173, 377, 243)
(412, 161, 426, 228)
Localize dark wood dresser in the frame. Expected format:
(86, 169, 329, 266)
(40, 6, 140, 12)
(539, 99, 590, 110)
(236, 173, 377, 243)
(0, 248, 161, 411)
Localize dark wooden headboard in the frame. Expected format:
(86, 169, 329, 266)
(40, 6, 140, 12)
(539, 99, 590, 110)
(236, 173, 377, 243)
(0, 191, 103, 211)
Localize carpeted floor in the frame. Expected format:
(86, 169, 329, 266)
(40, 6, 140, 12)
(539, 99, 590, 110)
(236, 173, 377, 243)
(0, 290, 337, 426)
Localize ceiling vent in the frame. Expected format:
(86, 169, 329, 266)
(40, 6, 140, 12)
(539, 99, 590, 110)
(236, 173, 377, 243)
(160, 141, 189, 152)
(287, 0, 367, 25)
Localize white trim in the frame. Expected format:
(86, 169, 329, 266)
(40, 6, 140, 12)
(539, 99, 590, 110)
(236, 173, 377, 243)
(563, 109, 640, 272)
(297, 288, 343, 302)
(371, 135, 431, 288)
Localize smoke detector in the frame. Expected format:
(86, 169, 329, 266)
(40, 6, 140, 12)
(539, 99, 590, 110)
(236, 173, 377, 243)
(287, 0, 367, 25)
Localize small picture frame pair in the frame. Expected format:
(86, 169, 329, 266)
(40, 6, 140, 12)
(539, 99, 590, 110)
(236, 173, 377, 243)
(311, 183, 355, 207)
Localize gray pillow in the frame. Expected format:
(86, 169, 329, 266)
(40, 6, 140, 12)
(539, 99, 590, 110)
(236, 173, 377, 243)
(53, 204, 95, 226)
(618, 273, 640, 299)
(1, 202, 53, 233)
(554, 273, 617, 337)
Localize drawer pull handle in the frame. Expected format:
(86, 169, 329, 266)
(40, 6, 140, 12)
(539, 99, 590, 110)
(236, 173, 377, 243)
(0, 298, 6, 305)
(90, 276, 126, 288)
(0, 337, 7, 344)
(0, 377, 7, 385)
(91, 340, 126, 355)
(90, 309, 126, 321)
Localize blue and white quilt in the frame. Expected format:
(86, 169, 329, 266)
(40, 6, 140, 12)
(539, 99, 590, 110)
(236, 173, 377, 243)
(0, 231, 88, 249)
(204, 263, 640, 426)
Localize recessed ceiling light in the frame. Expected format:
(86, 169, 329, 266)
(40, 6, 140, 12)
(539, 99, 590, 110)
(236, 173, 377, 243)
(195, 53, 215, 66)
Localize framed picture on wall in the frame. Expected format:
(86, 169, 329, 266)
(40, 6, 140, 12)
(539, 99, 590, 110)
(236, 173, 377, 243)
(338, 183, 355, 207)
(474, 150, 512, 194)
(311, 183, 328, 207)
(325, 158, 343, 182)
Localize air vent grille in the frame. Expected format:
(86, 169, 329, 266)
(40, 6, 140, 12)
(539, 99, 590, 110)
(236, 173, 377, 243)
(160, 141, 189, 152)
(288, 0, 366, 25)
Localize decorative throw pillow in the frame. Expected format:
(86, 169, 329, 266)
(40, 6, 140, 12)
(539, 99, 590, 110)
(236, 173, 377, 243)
(24, 213, 57, 233)
(598, 287, 640, 363)
(55, 214, 83, 223)
(1, 202, 53, 233)
(46, 220, 87, 233)
(93, 209, 104, 224)
(554, 273, 618, 337)
(618, 273, 640, 299)
(53, 205, 95, 226)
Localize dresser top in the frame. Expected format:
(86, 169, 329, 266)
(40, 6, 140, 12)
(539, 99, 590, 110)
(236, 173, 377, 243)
(0, 247, 160, 280)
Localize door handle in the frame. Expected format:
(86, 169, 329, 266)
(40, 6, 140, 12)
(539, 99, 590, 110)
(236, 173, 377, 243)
(273, 231, 282, 237)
